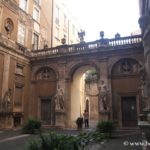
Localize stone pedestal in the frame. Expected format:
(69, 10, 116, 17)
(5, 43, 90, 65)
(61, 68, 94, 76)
(138, 109, 150, 150)
(55, 110, 65, 128)
(0, 112, 13, 129)
(138, 123, 150, 150)
(99, 110, 110, 121)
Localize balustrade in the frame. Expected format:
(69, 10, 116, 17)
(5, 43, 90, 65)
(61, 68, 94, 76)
(31, 35, 142, 58)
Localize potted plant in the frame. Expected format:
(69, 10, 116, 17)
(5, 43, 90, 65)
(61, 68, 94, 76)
(76, 117, 83, 130)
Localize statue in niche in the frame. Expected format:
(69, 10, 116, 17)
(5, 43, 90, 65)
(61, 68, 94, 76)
(139, 64, 150, 103)
(2, 88, 12, 110)
(98, 80, 109, 111)
(5, 19, 13, 33)
(139, 64, 147, 82)
(54, 85, 65, 110)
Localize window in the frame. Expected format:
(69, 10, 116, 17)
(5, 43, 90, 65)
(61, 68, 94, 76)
(18, 23, 26, 45)
(55, 27, 59, 40)
(33, 7, 39, 22)
(19, 0, 27, 11)
(33, 33, 39, 50)
(16, 63, 24, 75)
(55, 6, 59, 25)
(14, 86, 23, 107)
(64, 14, 67, 28)
(72, 25, 75, 35)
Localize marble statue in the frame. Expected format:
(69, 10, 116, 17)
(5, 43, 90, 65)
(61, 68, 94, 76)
(98, 80, 109, 111)
(54, 86, 65, 110)
(2, 88, 12, 110)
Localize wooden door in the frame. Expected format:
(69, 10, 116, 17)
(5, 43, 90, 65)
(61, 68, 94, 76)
(41, 99, 51, 124)
(122, 96, 137, 127)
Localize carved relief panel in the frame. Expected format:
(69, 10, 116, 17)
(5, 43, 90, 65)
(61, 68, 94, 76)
(112, 58, 140, 76)
(35, 67, 56, 81)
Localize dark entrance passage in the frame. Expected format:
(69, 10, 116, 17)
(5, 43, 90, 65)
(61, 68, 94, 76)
(121, 96, 137, 127)
(41, 98, 52, 124)
(14, 116, 21, 127)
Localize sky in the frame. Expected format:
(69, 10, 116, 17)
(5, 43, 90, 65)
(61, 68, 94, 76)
(63, 0, 140, 42)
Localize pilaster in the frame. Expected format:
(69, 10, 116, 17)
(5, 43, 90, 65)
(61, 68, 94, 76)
(1, 54, 10, 99)
(138, 14, 150, 148)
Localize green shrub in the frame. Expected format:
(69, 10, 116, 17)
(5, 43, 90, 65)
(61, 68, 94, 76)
(22, 118, 41, 134)
(27, 141, 40, 150)
(96, 121, 115, 138)
(27, 131, 106, 150)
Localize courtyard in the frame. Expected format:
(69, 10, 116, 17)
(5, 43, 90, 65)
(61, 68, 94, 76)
(0, 128, 144, 150)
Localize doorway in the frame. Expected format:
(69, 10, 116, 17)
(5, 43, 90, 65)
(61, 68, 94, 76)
(41, 98, 52, 124)
(14, 116, 21, 127)
(121, 96, 137, 127)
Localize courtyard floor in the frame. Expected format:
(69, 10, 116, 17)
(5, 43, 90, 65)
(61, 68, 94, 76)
(0, 128, 144, 150)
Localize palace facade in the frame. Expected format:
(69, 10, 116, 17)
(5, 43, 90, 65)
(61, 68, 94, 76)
(0, 0, 147, 130)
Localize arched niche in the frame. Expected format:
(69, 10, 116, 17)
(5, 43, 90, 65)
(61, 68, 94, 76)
(111, 58, 140, 76)
(111, 58, 141, 127)
(32, 67, 57, 125)
(34, 67, 57, 97)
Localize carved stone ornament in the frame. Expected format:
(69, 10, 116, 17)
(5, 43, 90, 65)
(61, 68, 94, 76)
(35, 67, 56, 81)
(112, 59, 140, 76)
(78, 29, 85, 43)
(120, 60, 132, 73)
(38, 68, 50, 80)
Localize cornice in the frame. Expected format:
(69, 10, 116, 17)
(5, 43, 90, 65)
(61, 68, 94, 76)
(2, 0, 18, 14)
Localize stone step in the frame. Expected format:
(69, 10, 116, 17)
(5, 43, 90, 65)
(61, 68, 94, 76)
(112, 128, 140, 137)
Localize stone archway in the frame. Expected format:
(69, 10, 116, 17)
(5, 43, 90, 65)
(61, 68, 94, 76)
(69, 64, 100, 127)
(111, 58, 141, 127)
